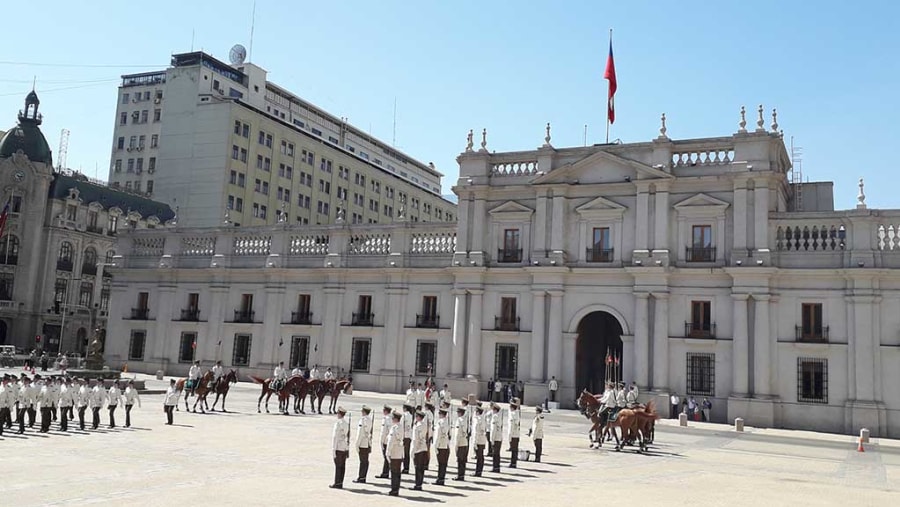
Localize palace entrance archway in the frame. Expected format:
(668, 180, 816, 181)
(575, 311, 623, 394)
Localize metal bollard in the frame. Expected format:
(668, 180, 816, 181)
(679, 413, 688, 427)
(735, 417, 744, 432)
(860, 428, 870, 443)
(156, 370, 164, 381)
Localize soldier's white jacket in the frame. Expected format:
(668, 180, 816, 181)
(472, 413, 487, 446)
(76, 385, 89, 408)
(164, 386, 180, 406)
(402, 411, 413, 439)
(602, 390, 617, 409)
(531, 415, 544, 440)
(90, 385, 107, 408)
(434, 416, 451, 449)
(357, 414, 372, 449)
(490, 411, 503, 442)
(454, 416, 468, 448)
(439, 389, 451, 402)
(387, 422, 405, 459)
(188, 365, 201, 380)
(20, 384, 36, 407)
(625, 389, 638, 405)
(616, 390, 626, 408)
(108, 385, 123, 406)
(58, 384, 74, 408)
(333, 416, 350, 455)
(0, 384, 12, 409)
(425, 409, 434, 439)
(412, 420, 428, 453)
(38, 385, 53, 409)
(381, 413, 392, 446)
(508, 409, 521, 439)
(273, 366, 287, 380)
(414, 389, 424, 408)
(211, 365, 224, 380)
(124, 386, 141, 406)
(405, 388, 417, 407)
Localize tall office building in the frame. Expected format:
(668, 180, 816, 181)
(109, 49, 455, 227)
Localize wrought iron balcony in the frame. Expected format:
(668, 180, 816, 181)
(497, 248, 523, 263)
(81, 263, 98, 276)
(495, 316, 521, 332)
(416, 314, 440, 328)
(684, 322, 716, 338)
(686, 247, 716, 262)
(352, 312, 374, 326)
(130, 307, 149, 320)
(180, 308, 200, 321)
(0, 255, 17, 266)
(233, 309, 255, 323)
(57, 259, 74, 272)
(291, 311, 313, 325)
(106, 229, 117, 238)
(796, 325, 829, 343)
(586, 247, 614, 263)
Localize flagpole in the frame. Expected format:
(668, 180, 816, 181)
(605, 28, 612, 144)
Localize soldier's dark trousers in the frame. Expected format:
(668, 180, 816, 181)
(357, 446, 370, 480)
(534, 439, 542, 462)
(402, 438, 411, 473)
(475, 444, 485, 475)
(40, 407, 51, 432)
(108, 404, 117, 428)
(389, 458, 402, 494)
(456, 445, 467, 479)
(91, 407, 100, 429)
(380, 444, 390, 477)
(165, 405, 174, 424)
(491, 440, 501, 472)
(77, 407, 86, 430)
(27, 406, 35, 427)
(413, 451, 427, 488)
(333, 450, 348, 486)
(486, 432, 492, 454)
(17, 408, 26, 433)
(59, 408, 68, 431)
(435, 448, 450, 483)
(509, 437, 519, 467)
(4, 404, 12, 428)
(51, 404, 57, 421)
(125, 404, 133, 427)
(0, 407, 9, 433)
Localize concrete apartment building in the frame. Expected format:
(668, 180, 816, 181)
(108, 50, 455, 228)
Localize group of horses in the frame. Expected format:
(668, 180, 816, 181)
(576, 389, 659, 453)
(175, 369, 239, 413)
(249, 375, 352, 415)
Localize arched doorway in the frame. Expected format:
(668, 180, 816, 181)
(575, 311, 623, 394)
(0, 320, 7, 345)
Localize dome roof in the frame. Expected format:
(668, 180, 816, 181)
(0, 121, 53, 165)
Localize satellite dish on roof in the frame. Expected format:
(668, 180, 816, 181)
(229, 44, 247, 65)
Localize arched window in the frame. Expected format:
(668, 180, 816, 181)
(105, 250, 115, 264)
(57, 241, 74, 271)
(82, 247, 98, 275)
(0, 235, 19, 265)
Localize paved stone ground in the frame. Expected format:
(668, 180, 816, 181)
(1, 370, 898, 506)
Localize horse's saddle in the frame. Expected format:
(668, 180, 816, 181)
(273, 380, 285, 391)
(186, 379, 194, 389)
(608, 408, 621, 423)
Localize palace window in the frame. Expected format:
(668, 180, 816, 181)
(496, 297, 519, 331)
(129, 330, 146, 361)
(588, 227, 613, 262)
(686, 353, 715, 396)
(351, 337, 372, 372)
(178, 332, 196, 363)
(687, 301, 714, 338)
(494, 343, 518, 382)
(798, 303, 827, 342)
(498, 229, 522, 263)
(415, 340, 437, 376)
(797, 358, 827, 404)
(0, 272, 13, 301)
(290, 336, 310, 369)
(233, 333, 252, 366)
(687, 225, 715, 262)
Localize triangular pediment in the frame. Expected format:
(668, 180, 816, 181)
(489, 201, 534, 215)
(576, 195, 627, 219)
(673, 193, 730, 209)
(533, 149, 673, 185)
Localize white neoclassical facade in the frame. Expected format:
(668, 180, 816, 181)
(106, 113, 900, 437)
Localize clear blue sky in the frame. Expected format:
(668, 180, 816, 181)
(1, 1, 897, 209)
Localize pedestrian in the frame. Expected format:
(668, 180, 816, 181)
(40, 352, 49, 372)
(402, 404, 414, 474)
(688, 396, 698, 420)
(163, 379, 179, 425)
(124, 380, 141, 428)
(702, 397, 712, 422)
(376, 405, 392, 479)
(386, 411, 404, 497)
(57, 378, 73, 432)
(472, 404, 487, 477)
(412, 410, 428, 491)
(529, 406, 544, 463)
(453, 406, 469, 481)
(439, 384, 451, 404)
(76, 378, 89, 430)
(330, 406, 349, 489)
(107, 381, 123, 428)
(353, 405, 373, 484)
(490, 403, 503, 472)
(59, 354, 68, 375)
(487, 378, 495, 402)
(670, 392, 680, 419)
(433, 407, 451, 485)
(494, 379, 503, 403)
(508, 398, 521, 468)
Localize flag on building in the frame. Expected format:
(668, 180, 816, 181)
(604, 35, 617, 124)
(0, 199, 10, 239)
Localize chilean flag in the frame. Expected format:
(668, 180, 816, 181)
(604, 37, 617, 124)
(0, 199, 9, 239)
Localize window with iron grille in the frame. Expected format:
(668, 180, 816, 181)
(686, 353, 715, 396)
(797, 358, 827, 404)
(415, 340, 437, 375)
(178, 332, 196, 363)
(351, 337, 372, 373)
(495, 343, 518, 382)
(233, 333, 252, 366)
(290, 336, 309, 369)
(128, 330, 146, 361)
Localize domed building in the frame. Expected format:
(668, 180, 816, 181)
(0, 92, 174, 358)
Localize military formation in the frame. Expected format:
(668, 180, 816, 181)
(330, 381, 545, 496)
(0, 373, 142, 435)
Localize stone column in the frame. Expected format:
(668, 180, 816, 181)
(202, 286, 229, 364)
(530, 290, 546, 381)
(153, 286, 176, 362)
(733, 184, 748, 253)
(546, 291, 564, 381)
(636, 190, 649, 251)
(534, 195, 548, 254)
(471, 199, 486, 254)
(262, 287, 285, 367)
(753, 295, 771, 396)
(653, 190, 669, 252)
(652, 293, 669, 391)
(384, 286, 408, 376)
(450, 289, 467, 376)
(550, 195, 565, 253)
(850, 295, 878, 401)
(321, 287, 345, 369)
(754, 183, 770, 250)
(465, 290, 484, 378)
(456, 195, 470, 253)
(731, 294, 749, 396)
(633, 293, 650, 388)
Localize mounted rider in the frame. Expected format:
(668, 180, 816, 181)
(625, 383, 639, 408)
(210, 360, 224, 390)
(188, 361, 201, 396)
(615, 382, 627, 410)
(273, 362, 288, 392)
(599, 382, 618, 425)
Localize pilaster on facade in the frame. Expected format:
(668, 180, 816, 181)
(530, 289, 547, 382)
(731, 293, 750, 397)
(464, 289, 485, 379)
(651, 292, 670, 392)
(546, 290, 564, 382)
(633, 292, 651, 388)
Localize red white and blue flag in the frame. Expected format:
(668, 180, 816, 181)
(604, 36, 617, 124)
(0, 199, 10, 239)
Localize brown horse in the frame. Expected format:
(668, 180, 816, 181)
(192, 371, 214, 413)
(577, 390, 658, 452)
(309, 378, 352, 414)
(174, 378, 188, 411)
(250, 374, 307, 414)
(210, 369, 238, 412)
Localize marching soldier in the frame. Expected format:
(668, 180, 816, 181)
(324, 367, 334, 380)
(433, 407, 451, 485)
(485, 402, 493, 455)
(0, 376, 11, 435)
(376, 405, 392, 479)
(529, 406, 544, 463)
(57, 378, 73, 432)
(490, 403, 503, 473)
(616, 382, 627, 410)
(330, 406, 350, 489)
(90, 380, 106, 429)
(38, 378, 53, 433)
(76, 378, 89, 430)
(386, 411, 404, 497)
(424, 401, 435, 470)
(23, 376, 37, 428)
(439, 384, 452, 404)
(17, 376, 34, 433)
(124, 380, 141, 428)
(405, 382, 417, 406)
(108, 381, 123, 428)
(188, 360, 202, 397)
(163, 379, 179, 425)
(412, 410, 428, 491)
(415, 383, 425, 408)
(402, 404, 414, 473)
(454, 406, 469, 481)
(353, 405, 373, 484)
(508, 398, 521, 468)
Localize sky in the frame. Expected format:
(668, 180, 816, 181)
(1, 1, 898, 210)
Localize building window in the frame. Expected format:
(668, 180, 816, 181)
(178, 332, 196, 363)
(100, 282, 110, 312)
(0, 272, 13, 300)
(234, 120, 241, 135)
(78, 280, 94, 305)
(66, 204, 77, 221)
(686, 353, 715, 396)
(353, 295, 373, 326)
(258, 131, 266, 145)
(494, 343, 518, 382)
(350, 337, 372, 373)
(415, 340, 437, 375)
(135, 158, 144, 174)
(0, 235, 19, 265)
(499, 229, 522, 263)
(128, 330, 146, 361)
(122, 93, 130, 104)
(148, 157, 156, 172)
(687, 301, 714, 338)
(54, 278, 68, 306)
(153, 109, 161, 122)
(232, 145, 239, 160)
(417, 296, 439, 328)
(798, 303, 827, 342)
(242, 123, 250, 138)
(235, 197, 243, 212)
(120, 112, 127, 125)
(151, 134, 158, 148)
(588, 227, 613, 262)
(497, 297, 519, 331)
(141, 110, 148, 123)
(116, 137, 125, 150)
(687, 225, 714, 262)
(290, 336, 310, 369)
(233, 334, 252, 366)
(797, 358, 827, 404)
(58, 242, 74, 271)
(240, 148, 248, 162)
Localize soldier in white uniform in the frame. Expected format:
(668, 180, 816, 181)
(17, 377, 34, 433)
(90, 380, 107, 430)
(490, 403, 503, 473)
(107, 381, 123, 428)
(353, 405, 373, 484)
(528, 406, 545, 462)
(411, 410, 428, 491)
(405, 382, 417, 406)
(188, 361, 202, 396)
(508, 398, 521, 468)
(124, 380, 141, 428)
(625, 384, 639, 408)
(76, 378, 89, 430)
(402, 404, 414, 473)
(310, 364, 321, 380)
(0, 376, 11, 435)
(548, 376, 559, 403)
(472, 405, 487, 477)
(433, 407, 451, 485)
(210, 361, 224, 389)
(386, 411, 405, 496)
(439, 384, 451, 404)
(163, 379, 179, 425)
(616, 382, 627, 410)
(330, 406, 350, 489)
(454, 406, 469, 480)
(57, 379, 74, 432)
(38, 378, 53, 433)
(376, 405, 393, 479)
(273, 361, 287, 392)
(424, 402, 435, 470)
(414, 383, 425, 408)
(323, 367, 334, 381)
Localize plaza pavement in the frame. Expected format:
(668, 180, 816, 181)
(1, 370, 899, 506)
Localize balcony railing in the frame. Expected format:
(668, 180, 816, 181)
(495, 316, 521, 332)
(684, 322, 716, 338)
(291, 311, 313, 325)
(352, 312, 374, 326)
(81, 263, 98, 276)
(130, 307, 149, 320)
(586, 247, 614, 263)
(0, 255, 18, 266)
(686, 247, 716, 263)
(416, 314, 440, 328)
(497, 248, 523, 263)
(795, 325, 829, 343)
(57, 259, 74, 272)
(233, 309, 256, 323)
(86, 225, 103, 234)
(180, 308, 200, 321)
(107, 229, 117, 238)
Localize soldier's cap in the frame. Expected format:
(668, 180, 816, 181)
(491, 403, 500, 411)
(382, 405, 392, 412)
(424, 401, 434, 408)
(415, 410, 426, 419)
(536, 406, 544, 413)
(461, 398, 470, 405)
(392, 411, 403, 420)
(439, 408, 448, 414)
(402, 403, 413, 410)
(475, 401, 483, 408)
(337, 406, 347, 415)
(361, 405, 371, 414)
(456, 406, 466, 413)
(476, 406, 485, 414)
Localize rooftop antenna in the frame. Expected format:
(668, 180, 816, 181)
(583, 124, 588, 147)
(57, 128, 70, 171)
(191, 28, 195, 52)
(392, 97, 397, 147)
(248, 0, 257, 62)
(790, 135, 803, 211)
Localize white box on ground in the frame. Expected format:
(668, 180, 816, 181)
(547, 401, 560, 410)
(735, 418, 745, 432)
(679, 413, 688, 427)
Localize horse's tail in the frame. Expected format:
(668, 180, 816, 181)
(248, 375, 266, 385)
